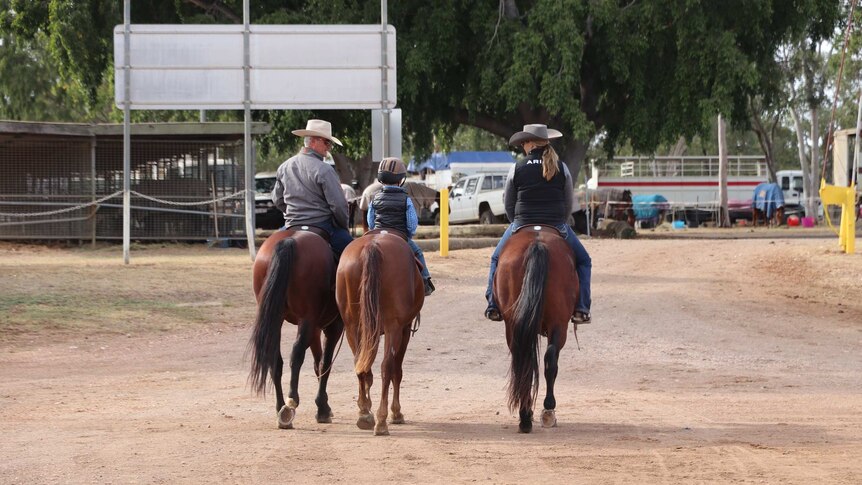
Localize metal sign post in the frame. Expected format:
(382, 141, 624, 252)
(381, 0, 390, 160)
(122, 0, 131, 264)
(371, 108, 402, 161)
(243, 0, 256, 261)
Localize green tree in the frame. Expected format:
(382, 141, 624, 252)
(2, 0, 843, 187)
(0, 30, 90, 120)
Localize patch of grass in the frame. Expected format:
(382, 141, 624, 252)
(0, 293, 213, 339)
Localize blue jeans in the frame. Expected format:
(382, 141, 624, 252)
(407, 239, 431, 280)
(285, 219, 353, 257)
(485, 223, 591, 314)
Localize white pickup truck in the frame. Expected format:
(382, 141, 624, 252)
(447, 173, 508, 224)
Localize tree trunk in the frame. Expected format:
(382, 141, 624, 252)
(809, 106, 820, 216)
(717, 114, 730, 227)
(669, 136, 687, 157)
(748, 98, 778, 183)
(560, 139, 589, 187)
(790, 108, 816, 219)
(332, 152, 375, 189)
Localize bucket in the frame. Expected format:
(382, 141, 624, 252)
(672, 220, 686, 229)
(801, 216, 815, 228)
(787, 215, 800, 227)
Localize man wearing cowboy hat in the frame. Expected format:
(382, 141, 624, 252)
(271, 119, 352, 256)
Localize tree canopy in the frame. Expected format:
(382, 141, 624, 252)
(1, 0, 844, 183)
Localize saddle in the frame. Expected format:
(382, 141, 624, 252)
(285, 224, 330, 243)
(285, 224, 338, 300)
(363, 228, 424, 274)
(512, 223, 565, 237)
(364, 227, 408, 241)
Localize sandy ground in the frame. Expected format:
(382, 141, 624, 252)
(1, 235, 861, 484)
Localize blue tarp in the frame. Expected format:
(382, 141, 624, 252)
(632, 194, 669, 220)
(407, 151, 516, 172)
(752, 182, 785, 219)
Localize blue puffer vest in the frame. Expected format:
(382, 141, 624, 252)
(371, 186, 409, 235)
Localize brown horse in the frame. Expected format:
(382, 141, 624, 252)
(494, 225, 579, 433)
(336, 230, 424, 435)
(589, 188, 635, 228)
(752, 206, 785, 227)
(248, 227, 344, 429)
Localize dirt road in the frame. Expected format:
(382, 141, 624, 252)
(1, 237, 860, 483)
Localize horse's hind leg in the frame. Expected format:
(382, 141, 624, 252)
(310, 329, 323, 378)
(389, 326, 412, 425)
(542, 327, 567, 428)
(272, 353, 289, 428)
(280, 321, 313, 429)
(355, 371, 375, 430)
(374, 329, 403, 436)
(315, 319, 343, 423)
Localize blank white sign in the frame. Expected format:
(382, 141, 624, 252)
(114, 24, 396, 110)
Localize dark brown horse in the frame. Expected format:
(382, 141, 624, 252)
(336, 230, 424, 435)
(494, 225, 579, 433)
(248, 227, 344, 429)
(589, 188, 635, 228)
(752, 206, 785, 227)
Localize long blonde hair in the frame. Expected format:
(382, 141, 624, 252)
(532, 141, 559, 181)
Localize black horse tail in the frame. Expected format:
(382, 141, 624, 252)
(507, 240, 548, 413)
(355, 239, 383, 374)
(249, 237, 295, 395)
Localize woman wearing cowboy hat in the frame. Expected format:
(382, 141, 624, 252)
(271, 119, 353, 256)
(484, 124, 592, 323)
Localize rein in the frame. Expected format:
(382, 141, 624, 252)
(411, 313, 421, 336)
(316, 328, 345, 380)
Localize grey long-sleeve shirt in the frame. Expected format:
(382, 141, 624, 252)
(271, 149, 349, 229)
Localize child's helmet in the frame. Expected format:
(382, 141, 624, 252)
(377, 157, 407, 186)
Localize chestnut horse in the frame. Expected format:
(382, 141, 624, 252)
(248, 227, 344, 429)
(494, 225, 579, 433)
(336, 230, 424, 436)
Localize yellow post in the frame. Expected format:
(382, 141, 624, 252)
(439, 188, 449, 256)
(844, 183, 855, 254)
(820, 180, 857, 254)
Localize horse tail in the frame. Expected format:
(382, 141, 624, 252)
(507, 240, 548, 413)
(355, 239, 383, 374)
(248, 237, 295, 395)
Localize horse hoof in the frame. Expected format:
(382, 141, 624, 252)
(541, 409, 557, 428)
(277, 405, 295, 429)
(390, 412, 405, 425)
(316, 411, 333, 424)
(356, 413, 375, 430)
(374, 424, 390, 436)
(518, 421, 533, 433)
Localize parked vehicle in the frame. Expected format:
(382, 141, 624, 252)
(594, 157, 813, 226)
(447, 173, 508, 224)
(254, 172, 282, 229)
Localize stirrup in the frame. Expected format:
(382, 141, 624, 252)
(484, 306, 502, 322)
(571, 311, 591, 324)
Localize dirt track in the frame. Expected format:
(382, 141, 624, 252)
(1, 236, 861, 484)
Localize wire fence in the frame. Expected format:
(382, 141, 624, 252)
(0, 137, 249, 240)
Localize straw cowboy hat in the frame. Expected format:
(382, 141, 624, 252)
(508, 123, 563, 146)
(291, 119, 343, 146)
